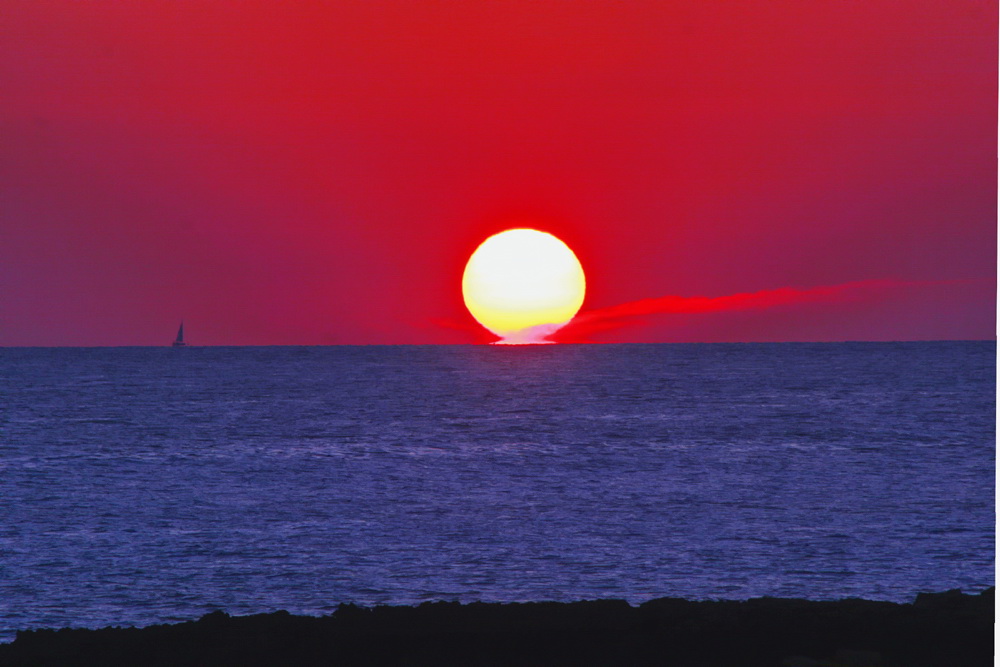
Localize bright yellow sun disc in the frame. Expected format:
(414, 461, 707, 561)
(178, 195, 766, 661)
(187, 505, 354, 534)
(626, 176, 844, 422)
(462, 228, 586, 341)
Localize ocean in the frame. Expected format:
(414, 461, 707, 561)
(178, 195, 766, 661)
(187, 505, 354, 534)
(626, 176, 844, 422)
(0, 342, 994, 640)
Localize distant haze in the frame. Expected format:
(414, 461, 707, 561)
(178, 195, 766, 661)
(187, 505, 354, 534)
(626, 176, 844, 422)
(2, 1, 995, 345)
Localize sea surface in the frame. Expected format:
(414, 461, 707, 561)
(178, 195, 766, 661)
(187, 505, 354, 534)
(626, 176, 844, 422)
(0, 342, 994, 640)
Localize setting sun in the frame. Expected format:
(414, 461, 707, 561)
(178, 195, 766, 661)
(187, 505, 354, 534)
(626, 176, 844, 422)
(462, 229, 586, 343)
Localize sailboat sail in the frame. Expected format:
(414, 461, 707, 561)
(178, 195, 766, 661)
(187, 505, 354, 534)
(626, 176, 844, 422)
(172, 323, 187, 347)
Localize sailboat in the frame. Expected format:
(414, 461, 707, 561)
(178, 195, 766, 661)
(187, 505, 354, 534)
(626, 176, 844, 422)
(172, 322, 188, 347)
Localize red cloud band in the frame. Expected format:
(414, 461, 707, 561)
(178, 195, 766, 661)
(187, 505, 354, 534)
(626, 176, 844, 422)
(548, 279, 956, 343)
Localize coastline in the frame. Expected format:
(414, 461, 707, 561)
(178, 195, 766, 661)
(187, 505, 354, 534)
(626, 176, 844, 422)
(0, 588, 991, 666)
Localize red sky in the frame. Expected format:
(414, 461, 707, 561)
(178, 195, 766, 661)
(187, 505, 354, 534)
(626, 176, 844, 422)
(2, 1, 995, 345)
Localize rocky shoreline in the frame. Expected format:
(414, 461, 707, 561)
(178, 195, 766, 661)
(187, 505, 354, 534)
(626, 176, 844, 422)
(0, 588, 992, 666)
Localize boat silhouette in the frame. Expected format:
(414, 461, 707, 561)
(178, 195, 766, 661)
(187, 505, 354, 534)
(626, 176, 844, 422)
(172, 322, 188, 347)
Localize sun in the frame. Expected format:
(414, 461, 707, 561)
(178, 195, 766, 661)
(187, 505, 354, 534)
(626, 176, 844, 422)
(462, 228, 586, 343)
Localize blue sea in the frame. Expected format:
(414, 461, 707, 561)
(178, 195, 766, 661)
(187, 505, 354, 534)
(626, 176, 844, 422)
(0, 342, 994, 640)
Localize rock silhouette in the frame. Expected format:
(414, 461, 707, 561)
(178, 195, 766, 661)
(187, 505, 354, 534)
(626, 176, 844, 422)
(0, 589, 992, 666)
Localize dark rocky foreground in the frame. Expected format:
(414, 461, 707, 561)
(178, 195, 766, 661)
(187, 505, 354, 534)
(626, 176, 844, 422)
(0, 589, 992, 666)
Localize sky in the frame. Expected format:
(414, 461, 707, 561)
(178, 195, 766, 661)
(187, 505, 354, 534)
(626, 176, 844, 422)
(2, 1, 996, 346)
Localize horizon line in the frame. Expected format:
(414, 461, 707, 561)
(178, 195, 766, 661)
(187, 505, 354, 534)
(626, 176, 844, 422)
(1, 338, 995, 350)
